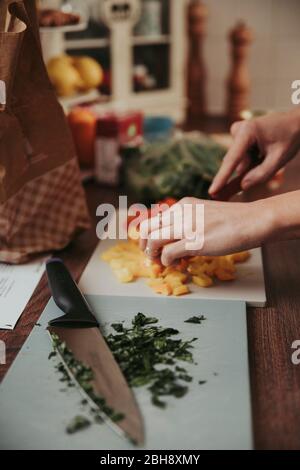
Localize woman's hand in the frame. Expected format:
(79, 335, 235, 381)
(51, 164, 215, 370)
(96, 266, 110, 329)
(209, 109, 300, 196)
(139, 197, 275, 266)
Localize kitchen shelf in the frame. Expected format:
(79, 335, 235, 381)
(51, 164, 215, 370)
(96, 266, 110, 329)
(132, 35, 171, 46)
(40, 13, 88, 62)
(65, 34, 171, 51)
(58, 89, 106, 112)
(39, 18, 87, 34)
(65, 38, 110, 50)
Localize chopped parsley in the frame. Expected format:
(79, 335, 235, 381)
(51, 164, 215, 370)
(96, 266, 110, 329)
(105, 313, 198, 409)
(50, 332, 125, 432)
(50, 312, 207, 435)
(184, 315, 206, 324)
(66, 415, 91, 434)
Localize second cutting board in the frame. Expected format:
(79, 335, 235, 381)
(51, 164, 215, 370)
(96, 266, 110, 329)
(79, 236, 266, 308)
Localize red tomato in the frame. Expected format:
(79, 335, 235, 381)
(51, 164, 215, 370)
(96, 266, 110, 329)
(127, 198, 177, 229)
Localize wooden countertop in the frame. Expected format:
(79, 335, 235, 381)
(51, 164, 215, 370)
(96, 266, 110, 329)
(1, 116, 300, 450)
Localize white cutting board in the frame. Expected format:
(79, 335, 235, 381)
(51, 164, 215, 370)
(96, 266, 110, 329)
(0, 296, 252, 450)
(79, 212, 266, 307)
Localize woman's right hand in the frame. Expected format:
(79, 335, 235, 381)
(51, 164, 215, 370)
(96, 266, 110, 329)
(209, 108, 300, 196)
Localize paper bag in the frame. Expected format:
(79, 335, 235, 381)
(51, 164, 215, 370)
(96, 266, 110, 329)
(0, 0, 90, 263)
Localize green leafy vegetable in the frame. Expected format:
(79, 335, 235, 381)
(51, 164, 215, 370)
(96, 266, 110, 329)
(122, 133, 226, 204)
(105, 313, 198, 408)
(51, 312, 207, 423)
(111, 323, 125, 333)
(66, 415, 91, 434)
(50, 333, 125, 428)
(132, 312, 159, 327)
(48, 351, 57, 360)
(199, 380, 207, 385)
(184, 315, 206, 324)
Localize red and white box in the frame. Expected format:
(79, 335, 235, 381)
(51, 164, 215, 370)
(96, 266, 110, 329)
(94, 110, 143, 186)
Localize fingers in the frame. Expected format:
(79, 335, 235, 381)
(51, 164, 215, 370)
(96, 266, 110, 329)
(230, 121, 243, 136)
(139, 205, 179, 251)
(139, 213, 161, 251)
(139, 212, 167, 251)
(161, 239, 188, 266)
(143, 225, 177, 259)
(140, 198, 201, 259)
(209, 121, 256, 195)
(241, 152, 281, 189)
(236, 154, 251, 175)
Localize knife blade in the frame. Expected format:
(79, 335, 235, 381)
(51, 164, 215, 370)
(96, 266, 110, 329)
(46, 258, 144, 445)
(210, 143, 261, 201)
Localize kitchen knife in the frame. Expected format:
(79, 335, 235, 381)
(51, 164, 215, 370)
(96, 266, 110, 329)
(46, 258, 144, 445)
(210, 143, 261, 201)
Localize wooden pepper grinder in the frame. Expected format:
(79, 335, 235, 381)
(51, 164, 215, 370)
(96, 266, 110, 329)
(0, 0, 11, 32)
(187, 0, 208, 122)
(226, 21, 253, 123)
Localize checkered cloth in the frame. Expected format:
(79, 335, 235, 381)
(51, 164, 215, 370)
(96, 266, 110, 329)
(0, 159, 90, 263)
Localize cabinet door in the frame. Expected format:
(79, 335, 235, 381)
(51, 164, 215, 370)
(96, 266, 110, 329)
(132, 0, 171, 94)
(129, 0, 187, 121)
(64, 1, 112, 98)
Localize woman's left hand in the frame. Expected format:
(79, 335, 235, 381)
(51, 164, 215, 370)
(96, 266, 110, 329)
(139, 197, 274, 266)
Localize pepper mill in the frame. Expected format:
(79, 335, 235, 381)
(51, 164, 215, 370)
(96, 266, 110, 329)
(226, 21, 253, 123)
(186, 0, 208, 122)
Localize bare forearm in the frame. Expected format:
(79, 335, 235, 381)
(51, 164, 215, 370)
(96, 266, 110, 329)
(261, 190, 300, 243)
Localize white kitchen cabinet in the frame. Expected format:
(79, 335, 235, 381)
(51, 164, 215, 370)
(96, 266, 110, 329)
(51, 0, 188, 122)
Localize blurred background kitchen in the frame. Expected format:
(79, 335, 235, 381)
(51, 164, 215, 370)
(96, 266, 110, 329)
(38, 0, 300, 197)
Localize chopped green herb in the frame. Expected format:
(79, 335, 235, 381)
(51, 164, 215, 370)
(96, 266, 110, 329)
(51, 312, 206, 420)
(50, 333, 125, 428)
(93, 414, 104, 424)
(152, 395, 166, 409)
(66, 415, 91, 434)
(111, 323, 124, 333)
(48, 351, 57, 360)
(35, 322, 41, 327)
(184, 315, 206, 324)
(132, 312, 159, 327)
(105, 313, 198, 408)
(55, 361, 73, 388)
(178, 373, 193, 383)
(111, 412, 125, 423)
(198, 380, 207, 385)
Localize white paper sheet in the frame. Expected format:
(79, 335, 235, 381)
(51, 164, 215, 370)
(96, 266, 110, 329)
(0, 258, 46, 330)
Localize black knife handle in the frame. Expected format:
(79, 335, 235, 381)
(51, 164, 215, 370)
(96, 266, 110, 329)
(46, 259, 98, 328)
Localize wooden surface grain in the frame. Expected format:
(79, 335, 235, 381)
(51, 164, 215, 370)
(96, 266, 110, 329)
(1, 118, 300, 450)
